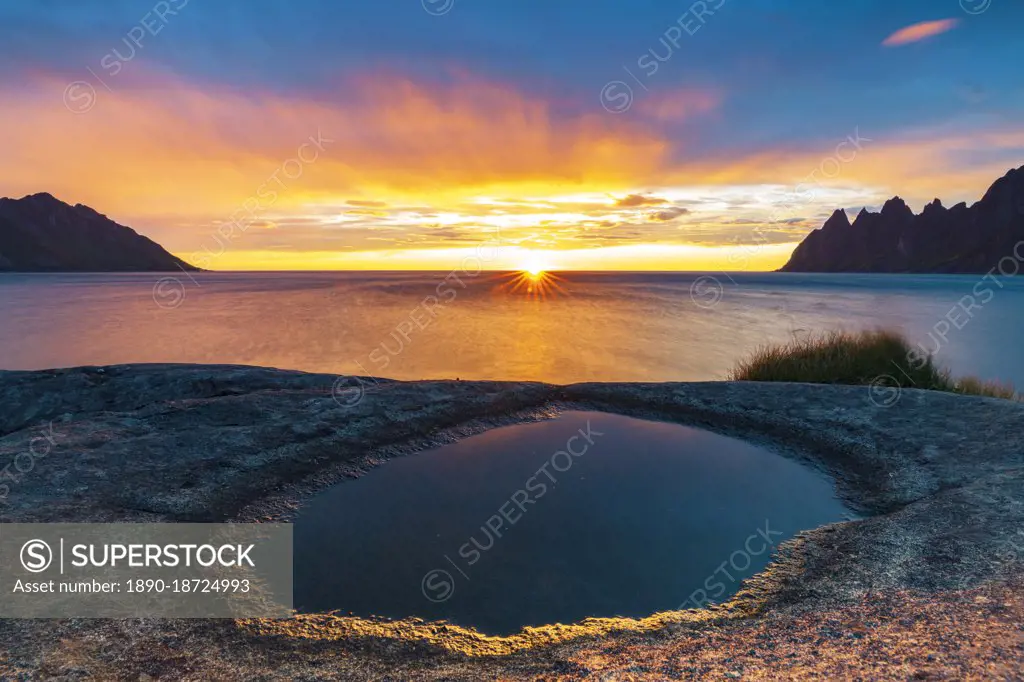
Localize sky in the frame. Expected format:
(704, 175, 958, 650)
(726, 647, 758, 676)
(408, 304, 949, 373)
(1, 0, 1022, 271)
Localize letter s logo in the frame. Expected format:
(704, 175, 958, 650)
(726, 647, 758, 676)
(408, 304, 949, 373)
(20, 539, 52, 573)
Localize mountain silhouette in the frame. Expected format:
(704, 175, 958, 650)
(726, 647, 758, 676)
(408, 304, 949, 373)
(780, 164, 1024, 273)
(0, 193, 197, 272)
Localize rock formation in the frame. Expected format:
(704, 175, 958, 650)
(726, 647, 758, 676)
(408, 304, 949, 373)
(0, 193, 197, 272)
(781, 165, 1024, 273)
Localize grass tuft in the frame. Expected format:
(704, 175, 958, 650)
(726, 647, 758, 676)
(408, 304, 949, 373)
(731, 329, 1017, 400)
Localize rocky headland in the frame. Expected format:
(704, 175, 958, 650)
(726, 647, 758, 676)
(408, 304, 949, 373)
(781, 164, 1024, 273)
(0, 193, 197, 272)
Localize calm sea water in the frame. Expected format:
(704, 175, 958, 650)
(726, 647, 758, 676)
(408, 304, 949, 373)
(293, 411, 850, 634)
(2, 271, 1023, 385)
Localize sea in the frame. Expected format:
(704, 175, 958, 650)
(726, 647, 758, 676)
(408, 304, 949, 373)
(2, 271, 1022, 387)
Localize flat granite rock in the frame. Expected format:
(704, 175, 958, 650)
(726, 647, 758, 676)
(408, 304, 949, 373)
(1, 364, 1023, 680)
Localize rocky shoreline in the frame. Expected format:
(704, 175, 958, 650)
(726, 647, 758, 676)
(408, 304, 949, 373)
(1, 364, 1023, 679)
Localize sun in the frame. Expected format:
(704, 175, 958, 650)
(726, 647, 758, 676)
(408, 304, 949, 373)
(499, 258, 566, 299)
(521, 256, 548, 277)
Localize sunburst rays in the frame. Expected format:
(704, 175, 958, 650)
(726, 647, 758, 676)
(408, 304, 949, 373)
(498, 269, 568, 300)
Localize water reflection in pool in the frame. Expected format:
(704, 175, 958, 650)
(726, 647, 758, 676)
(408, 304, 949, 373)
(293, 411, 851, 635)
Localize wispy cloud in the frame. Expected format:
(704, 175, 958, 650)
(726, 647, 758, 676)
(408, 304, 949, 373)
(613, 194, 669, 208)
(636, 88, 721, 122)
(882, 19, 960, 47)
(649, 207, 691, 222)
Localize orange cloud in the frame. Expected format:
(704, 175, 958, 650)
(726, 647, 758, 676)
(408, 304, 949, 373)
(651, 120, 1024, 204)
(0, 68, 674, 219)
(882, 19, 960, 47)
(613, 194, 669, 208)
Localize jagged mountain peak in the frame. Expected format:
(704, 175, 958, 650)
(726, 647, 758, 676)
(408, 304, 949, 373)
(822, 208, 850, 230)
(881, 196, 914, 219)
(780, 164, 1024, 274)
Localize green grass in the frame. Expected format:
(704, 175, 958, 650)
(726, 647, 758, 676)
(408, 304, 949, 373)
(731, 329, 1017, 400)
